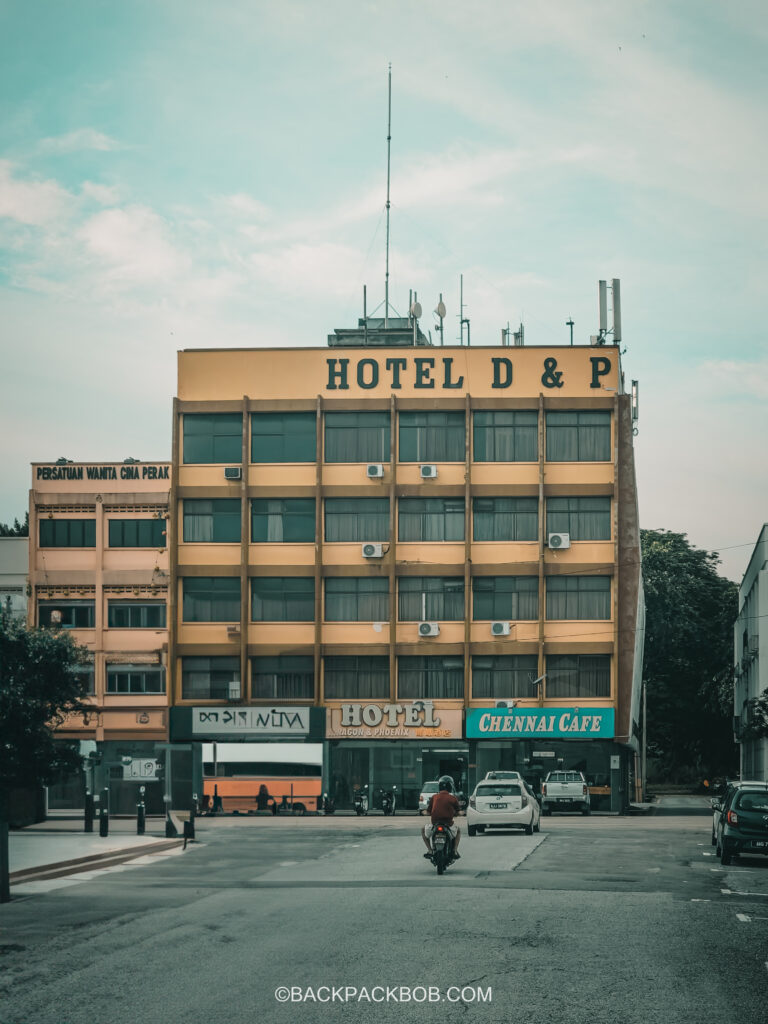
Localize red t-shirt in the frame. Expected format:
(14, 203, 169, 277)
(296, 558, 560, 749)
(428, 790, 460, 825)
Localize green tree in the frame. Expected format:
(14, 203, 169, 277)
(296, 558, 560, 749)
(0, 512, 29, 537)
(641, 529, 738, 781)
(0, 619, 91, 901)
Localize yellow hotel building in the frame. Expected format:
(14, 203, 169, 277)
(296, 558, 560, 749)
(169, 323, 644, 812)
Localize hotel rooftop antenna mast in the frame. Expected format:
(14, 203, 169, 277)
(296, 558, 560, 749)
(384, 63, 392, 328)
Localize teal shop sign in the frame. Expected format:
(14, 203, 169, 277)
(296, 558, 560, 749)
(467, 707, 614, 739)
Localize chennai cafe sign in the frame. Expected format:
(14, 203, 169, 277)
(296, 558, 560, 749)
(466, 707, 615, 739)
(325, 355, 614, 392)
(326, 702, 463, 740)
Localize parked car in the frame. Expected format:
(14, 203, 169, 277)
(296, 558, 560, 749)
(484, 771, 523, 781)
(466, 779, 541, 836)
(418, 780, 439, 815)
(541, 770, 591, 816)
(710, 780, 767, 846)
(716, 784, 768, 865)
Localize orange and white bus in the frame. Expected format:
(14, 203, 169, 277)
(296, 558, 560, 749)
(201, 742, 323, 814)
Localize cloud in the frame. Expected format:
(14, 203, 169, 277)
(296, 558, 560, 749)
(78, 205, 188, 285)
(80, 181, 122, 205)
(695, 358, 768, 400)
(38, 128, 124, 153)
(0, 160, 72, 225)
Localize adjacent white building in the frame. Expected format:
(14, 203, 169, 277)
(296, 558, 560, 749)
(734, 524, 768, 780)
(0, 536, 29, 622)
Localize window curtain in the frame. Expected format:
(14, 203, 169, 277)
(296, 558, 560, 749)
(546, 497, 611, 540)
(183, 413, 242, 464)
(546, 412, 610, 462)
(546, 577, 610, 620)
(472, 498, 537, 541)
(324, 656, 389, 698)
(251, 412, 316, 463)
(184, 499, 240, 542)
(325, 578, 389, 621)
(181, 656, 239, 699)
(398, 498, 465, 542)
(397, 577, 464, 621)
(182, 578, 240, 622)
(398, 656, 463, 699)
(325, 499, 389, 542)
(252, 499, 315, 542)
(252, 656, 314, 699)
(325, 412, 390, 463)
(252, 578, 314, 621)
(546, 655, 610, 698)
(473, 411, 537, 462)
(472, 577, 538, 620)
(399, 412, 465, 462)
(472, 655, 538, 699)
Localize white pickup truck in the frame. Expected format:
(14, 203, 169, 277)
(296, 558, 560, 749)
(541, 770, 591, 816)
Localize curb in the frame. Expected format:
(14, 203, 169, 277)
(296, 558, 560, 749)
(10, 839, 184, 884)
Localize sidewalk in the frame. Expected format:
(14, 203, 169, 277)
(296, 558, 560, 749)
(8, 817, 183, 885)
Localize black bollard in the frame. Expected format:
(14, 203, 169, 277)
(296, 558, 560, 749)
(137, 801, 145, 835)
(84, 791, 95, 833)
(99, 787, 109, 837)
(187, 800, 196, 840)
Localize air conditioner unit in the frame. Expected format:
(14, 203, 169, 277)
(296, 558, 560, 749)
(418, 621, 440, 637)
(224, 467, 242, 480)
(547, 532, 571, 550)
(495, 699, 517, 709)
(226, 625, 241, 638)
(491, 621, 511, 637)
(420, 464, 438, 479)
(228, 680, 241, 701)
(366, 463, 384, 478)
(361, 542, 384, 559)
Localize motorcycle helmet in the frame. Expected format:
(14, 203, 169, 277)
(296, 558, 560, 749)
(438, 775, 454, 792)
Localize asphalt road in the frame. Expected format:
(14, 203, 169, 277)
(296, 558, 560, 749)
(2, 810, 768, 1024)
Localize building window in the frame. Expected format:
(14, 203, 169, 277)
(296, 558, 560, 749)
(183, 499, 241, 543)
(472, 655, 538, 699)
(546, 655, 610, 698)
(39, 600, 95, 629)
(472, 577, 538, 620)
(106, 664, 165, 694)
(398, 577, 464, 621)
(473, 410, 538, 462)
(546, 497, 611, 540)
(324, 411, 390, 463)
(325, 498, 389, 542)
(473, 498, 537, 542)
(182, 413, 242, 464)
(39, 519, 95, 548)
(398, 656, 463, 699)
(324, 656, 389, 699)
(546, 577, 611, 620)
(398, 498, 464, 542)
(545, 411, 611, 462)
(252, 656, 314, 700)
(107, 601, 166, 628)
(70, 660, 95, 694)
(251, 499, 315, 543)
(251, 412, 316, 463)
(182, 577, 240, 622)
(108, 519, 166, 548)
(251, 577, 315, 621)
(181, 656, 239, 700)
(399, 411, 465, 462)
(325, 578, 389, 621)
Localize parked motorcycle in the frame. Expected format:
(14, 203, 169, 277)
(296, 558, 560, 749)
(428, 822, 456, 875)
(322, 792, 335, 815)
(379, 785, 397, 816)
(353, 785, 369, 816)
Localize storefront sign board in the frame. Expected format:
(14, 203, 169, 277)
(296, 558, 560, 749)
(192, 707, 309, 736)
(467, 707, 614, 739)
(326, 703, 463, 740)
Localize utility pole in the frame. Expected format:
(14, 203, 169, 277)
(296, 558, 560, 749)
(566, 318, 574, 346)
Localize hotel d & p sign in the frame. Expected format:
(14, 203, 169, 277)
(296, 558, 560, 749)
(467, 707, 615, 739)
(327, 703, 463, 740)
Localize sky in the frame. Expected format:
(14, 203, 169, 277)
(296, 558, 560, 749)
(1, 0, 766, 582)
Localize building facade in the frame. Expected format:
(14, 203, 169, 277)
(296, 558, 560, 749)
(734, 524, 768, 781)
(28, 461, 171, 811)
(169, 330, 644, 812)
(0, 536, 29, 622)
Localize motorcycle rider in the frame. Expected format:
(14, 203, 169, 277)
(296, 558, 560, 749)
(422, 775, 461, 860)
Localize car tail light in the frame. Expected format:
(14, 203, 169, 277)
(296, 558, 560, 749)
(727, 810, 739, 826)
(469, 796, 476, 809)
(521, 795, 528, 806)
(583, 785, 587, 796)
(542, 783, 547, 796)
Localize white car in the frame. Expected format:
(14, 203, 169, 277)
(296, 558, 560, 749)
(467, 779, 541, 836)
(484, 770, 523, 781)
(418, 780, 439, 814)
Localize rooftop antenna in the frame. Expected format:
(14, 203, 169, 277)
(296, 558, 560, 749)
(459, 274, 470, 345)
(384, 64, 392, 328)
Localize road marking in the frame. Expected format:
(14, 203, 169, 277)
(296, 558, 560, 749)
(702, 852, 714, 857)
(690, 899, 710, 902)
(736, 914, 751, 922)
(721, 889, 732, 894)
(710, 868, 723, 872)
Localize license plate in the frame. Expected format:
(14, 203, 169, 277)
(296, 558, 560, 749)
(489, 802, 508, 809)
(749, 840, 768, 849)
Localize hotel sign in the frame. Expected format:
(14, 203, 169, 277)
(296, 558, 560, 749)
(326, 702, 463, 740)
(192, 707, 309, 736)
(467, 707, 615, 739)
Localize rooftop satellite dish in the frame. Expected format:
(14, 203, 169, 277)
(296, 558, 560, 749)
(435, 300, 446, 319)
(410, 301, 422, 319)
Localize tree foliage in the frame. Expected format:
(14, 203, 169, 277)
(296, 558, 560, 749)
(0, 619, 91, 798)
(641, 529, 738, 780)
(0, 512, 29, 537)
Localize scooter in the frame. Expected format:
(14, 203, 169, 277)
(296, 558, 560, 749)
(428, 822, 456, 875)
(380, 785, 397, 816)
(353, 785, 369, 816)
